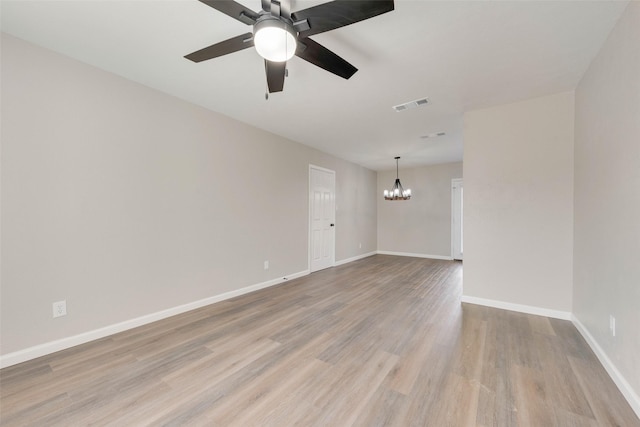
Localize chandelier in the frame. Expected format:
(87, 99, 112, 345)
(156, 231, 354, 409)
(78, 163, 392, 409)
(384, 157, 411, 200)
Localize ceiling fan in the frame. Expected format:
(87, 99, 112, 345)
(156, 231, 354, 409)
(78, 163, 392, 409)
(184, 0, 394, 94)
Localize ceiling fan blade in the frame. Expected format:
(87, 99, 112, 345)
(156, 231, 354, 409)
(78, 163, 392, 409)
(265, 60, 286, 93)
(296, 38, 357, 80)
(198, 0, 259, 25)
(185, 33, 254, 63)
(292, 0, 394, 38)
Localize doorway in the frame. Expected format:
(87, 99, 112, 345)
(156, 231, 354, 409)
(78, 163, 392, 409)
(309, 165, 336, 272)
(452, 178, 463, 260)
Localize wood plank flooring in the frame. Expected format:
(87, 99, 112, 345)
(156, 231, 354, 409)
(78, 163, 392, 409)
(1, 255, 638, 426)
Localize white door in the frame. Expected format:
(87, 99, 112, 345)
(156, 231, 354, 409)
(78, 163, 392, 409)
(452, 179, 463, 260)
(310, 166, 336, 272)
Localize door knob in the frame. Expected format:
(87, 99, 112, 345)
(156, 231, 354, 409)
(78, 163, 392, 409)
(330, 224, 335, 227)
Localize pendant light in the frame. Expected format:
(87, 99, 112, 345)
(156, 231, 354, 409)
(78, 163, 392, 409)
(384, 157, 412, 200)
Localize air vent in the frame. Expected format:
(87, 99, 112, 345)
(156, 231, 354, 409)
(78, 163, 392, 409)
(420, 132, 446, 139)
(392, 97, 430, 112)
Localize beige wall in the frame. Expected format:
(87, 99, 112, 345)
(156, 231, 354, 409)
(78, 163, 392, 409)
(0, 34, 377, 356)
(377, 162, 462, 258)
(463, 91, 575, 313)
(573, 2, 640, 402)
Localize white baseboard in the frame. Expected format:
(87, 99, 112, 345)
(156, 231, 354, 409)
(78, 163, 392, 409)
(461, 296, 639, 417)
(572, 315, 640, 419)
(460, 295, 572, 320)
(376, 250, 453, 261)
(334, 251, 377, 266)
(0, 269, 309, 369)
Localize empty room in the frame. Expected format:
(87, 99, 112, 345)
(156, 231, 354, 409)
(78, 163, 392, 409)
(1, 0, 639, 425)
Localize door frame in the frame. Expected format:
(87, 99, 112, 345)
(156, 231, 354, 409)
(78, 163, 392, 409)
(451, 178, 463, 260)
(308, 164, 336, 272)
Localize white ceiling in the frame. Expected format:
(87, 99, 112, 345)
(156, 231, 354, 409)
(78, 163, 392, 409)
(0, 0, 628, 171)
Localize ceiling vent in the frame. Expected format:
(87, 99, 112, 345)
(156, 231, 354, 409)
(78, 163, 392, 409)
(420, 132, 446, 139)
(392, 97, 430, 112)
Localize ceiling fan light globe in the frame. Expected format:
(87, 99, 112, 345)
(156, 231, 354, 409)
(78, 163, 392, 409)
(254, 26, 296, 62)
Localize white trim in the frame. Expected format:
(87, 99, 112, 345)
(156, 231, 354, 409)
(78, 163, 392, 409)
(308, 164, 335, 174)
(572, 315, 640, 418)
(460, 295, 572, 320)
(308, 165, 312, 273)
(308, 164, 336, 273)
(334, 251, 377, 266)
(460, 296, 639, 416)
(377, 250, 453, 261)
(0, 269, 309, 369)
(451, 178, 463, 260)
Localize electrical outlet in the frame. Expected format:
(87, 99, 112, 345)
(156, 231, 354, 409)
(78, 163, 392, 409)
(359, 242, 362, 249)
(53, 300, 67, 318)
(610, 315, 616, 337)
(264, 261, 269, 270)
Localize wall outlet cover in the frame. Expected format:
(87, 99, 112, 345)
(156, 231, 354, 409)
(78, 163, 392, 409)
(53, 300, 67, 318)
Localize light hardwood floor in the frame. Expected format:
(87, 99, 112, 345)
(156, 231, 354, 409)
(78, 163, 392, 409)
(1, 255, 638, 426)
